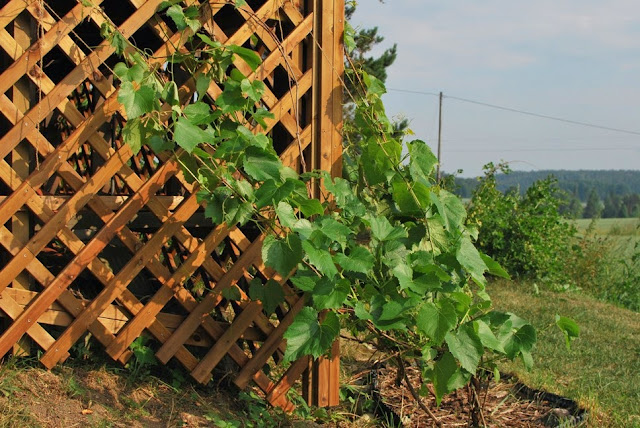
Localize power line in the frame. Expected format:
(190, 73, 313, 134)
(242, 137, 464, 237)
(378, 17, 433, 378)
(386, 88, 640, 137)
(444, 147, 639, 153)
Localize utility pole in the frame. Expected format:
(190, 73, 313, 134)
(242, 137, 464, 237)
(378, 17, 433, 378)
(436, 91, 443, 181)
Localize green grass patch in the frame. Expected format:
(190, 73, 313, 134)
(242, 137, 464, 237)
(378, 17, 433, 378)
(574, 218, 639, 236)
(489, 280, 640, 427)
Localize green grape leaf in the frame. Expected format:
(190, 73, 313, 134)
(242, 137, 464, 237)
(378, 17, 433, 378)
(183, 102, 212, 125)
(408, 139, 438, 184)
(361, 140, 392, 185)
(319, 218, 351, 248)
(445, 324, 484, 373)
(432, 190, 467, 232)
(343, 22, 356, 54)
(228, 45, 262, 72)
(293, 197, 324, 217)
(417, 300, 458, 345)
(121, 117, 158, 155)
(249, 279, 285, 315)
(555, 315, 580, 350)
(334, 246, 375, 274)
(290, 267, 320, 292)
(221, 286, 242, 302)
(262, 234, 302, 276)
(480, 253, 510, 279)
(392, 263, 414, 291)
(474, 320, 505, 353)
(368, 215, 407, 242)
(241, 79, 265, 102)
(118, 82, 157, 119)
(275, 201, 297, 229)
(114, 62, 145, 83)
(174, 117, 212, 153)
(456, 235, 488, 286)
(243, 147, 282, 182)
(362, 72, 386, 97)
(431, 351, 458, 406)
(283, 307, 339, 362)
(503, 324, 537, 362)
(251, 107, 275, 129)
(196, 74, 211, 100)
(302, 241, 338, 278)
(312, 278, 350, 310)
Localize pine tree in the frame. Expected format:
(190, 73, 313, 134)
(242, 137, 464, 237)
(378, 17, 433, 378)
(583, 188, 603, 219)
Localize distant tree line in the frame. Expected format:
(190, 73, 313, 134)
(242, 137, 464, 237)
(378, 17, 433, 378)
(451, 170, 640, 219)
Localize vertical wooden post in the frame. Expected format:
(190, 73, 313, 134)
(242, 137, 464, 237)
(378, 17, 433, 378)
(303, 0, 344, 408)
(10, 11, 36, 357)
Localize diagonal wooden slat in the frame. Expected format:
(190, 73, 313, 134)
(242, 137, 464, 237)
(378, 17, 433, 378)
(0, 0, 343, 410)
(0, 0, 163, 160)
(0, 154, 179, 360)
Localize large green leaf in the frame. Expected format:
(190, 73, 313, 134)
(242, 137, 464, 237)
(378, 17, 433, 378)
(293, 197, 324, 217)
(240, 78, 265, 102)
(118, 82, 157, 119)
(249, 279, 284, 315)
(474, 319, 505, 353)
(361, 140, 392, 185)
(408, 140, 438, 184)
(243, 147, 282, 182)
(431, 351, 458, 405)
(445, 324, 484, 373)
(122, 117, 159, 154)
(283, 308, 339, 362)
(432, 190, 467, 232)
(302, 241, 338, 278)
(334, 246, 375, 274)
(319, 218, 351, 248)
(480, 253, 510, 279)
(174, 117, 212, 153)
(289, 267, 319, 292)
(262, 234, 303, 276)
(183, 102, 212, 125)
(456, 235, 488, 286)
(368, 215, 407, 242)
(502, 323, 537, 363)
(417, 300, 457, 345)
(312, 278, 350, 310)
(359, 295, 409, 331)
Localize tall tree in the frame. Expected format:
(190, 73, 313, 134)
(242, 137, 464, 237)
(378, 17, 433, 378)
(583, 188, 603, 219)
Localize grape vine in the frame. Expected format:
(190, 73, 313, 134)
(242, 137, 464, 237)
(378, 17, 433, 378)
(98, 1, 577, 422)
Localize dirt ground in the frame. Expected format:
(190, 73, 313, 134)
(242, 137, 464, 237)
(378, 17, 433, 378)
(0, 363, 247, 427)
(0, 356, 585, 427)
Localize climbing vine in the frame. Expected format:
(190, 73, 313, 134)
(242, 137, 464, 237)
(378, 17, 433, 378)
(98, 1, 578, 421)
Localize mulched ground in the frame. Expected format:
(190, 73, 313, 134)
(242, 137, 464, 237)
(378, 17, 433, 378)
(375, 365, 580, 427)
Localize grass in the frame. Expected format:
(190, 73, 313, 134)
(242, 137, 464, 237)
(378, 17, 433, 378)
(574, 218, 639, 236)
(489, 280, 640, 427)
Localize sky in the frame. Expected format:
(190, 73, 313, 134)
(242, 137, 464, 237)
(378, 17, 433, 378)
(350, 1, 640, 177)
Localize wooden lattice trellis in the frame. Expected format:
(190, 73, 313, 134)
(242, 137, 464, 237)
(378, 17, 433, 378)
(0, 0, 344, 409)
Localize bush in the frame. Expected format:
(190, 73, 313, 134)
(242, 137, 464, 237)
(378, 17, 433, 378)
(467, 163, 578, 286)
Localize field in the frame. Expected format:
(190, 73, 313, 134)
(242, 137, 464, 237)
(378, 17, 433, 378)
(573, 218, 640, 236)
(490, 280, 640, 427)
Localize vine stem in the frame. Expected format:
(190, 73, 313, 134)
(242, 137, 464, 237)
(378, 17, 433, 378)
(396, 356, 443, 427)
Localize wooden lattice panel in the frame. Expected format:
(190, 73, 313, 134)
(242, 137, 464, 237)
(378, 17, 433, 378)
(0, 0, 343, 409)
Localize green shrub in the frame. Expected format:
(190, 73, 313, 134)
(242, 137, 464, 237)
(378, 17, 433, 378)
(467, 163, 578, 287)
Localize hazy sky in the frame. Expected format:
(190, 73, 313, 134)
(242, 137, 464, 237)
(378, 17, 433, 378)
(350, 1, 640, 176)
